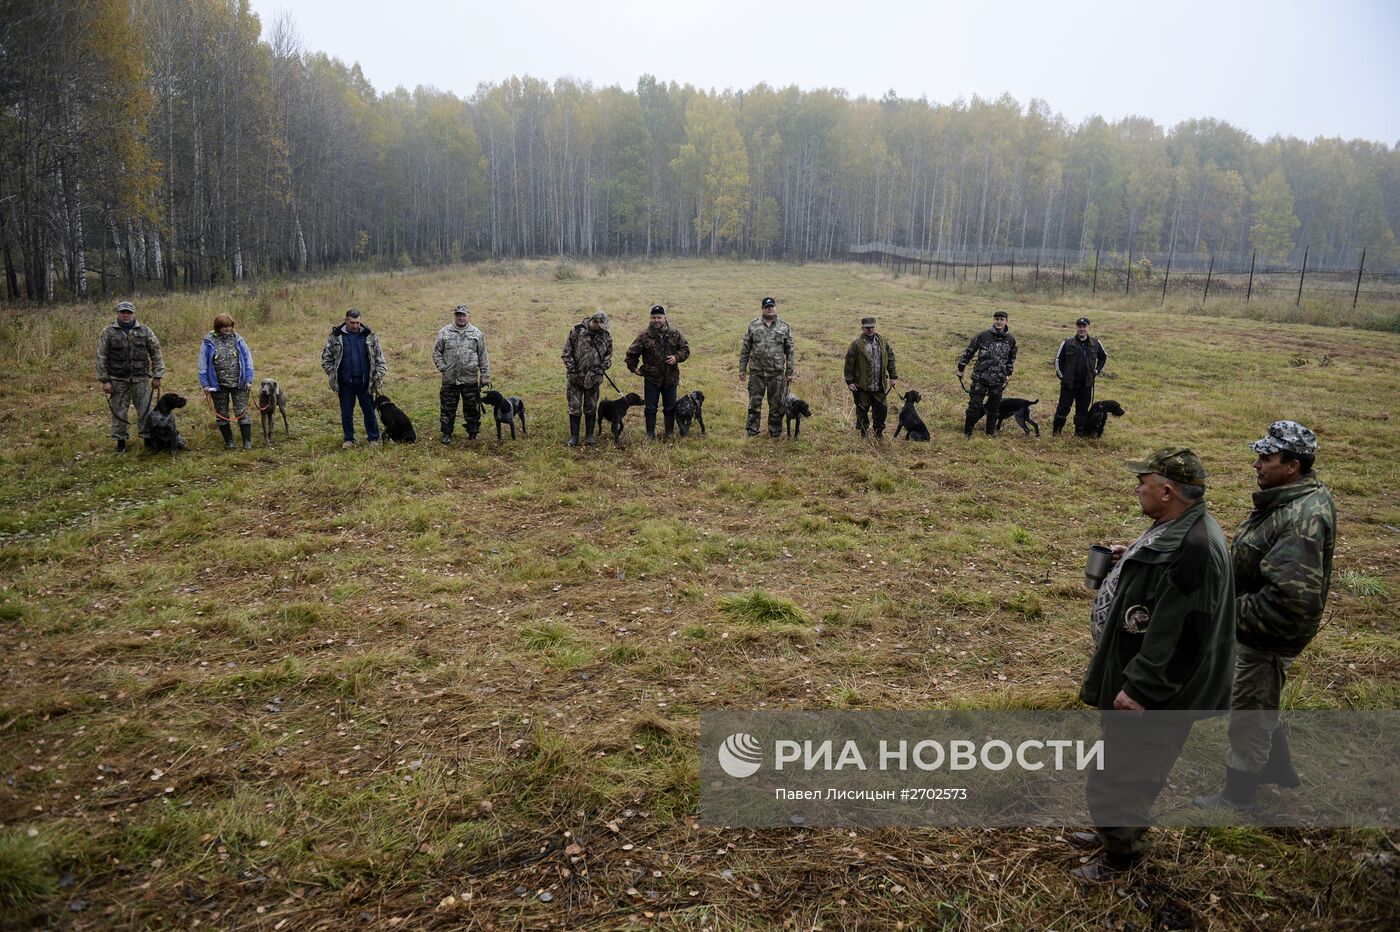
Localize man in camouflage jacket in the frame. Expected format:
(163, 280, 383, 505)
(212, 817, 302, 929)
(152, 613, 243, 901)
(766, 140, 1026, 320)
(738, 296, 795, 438)
(434, 305, 489, 442)
(1074, 448, 1235, 881)
(625, 305, 690, 439)
(1196, 420, 1336, 812)
(562, 311, 613, 446)
(957, 310, 1017, 437)
(96, 301, 166, 452)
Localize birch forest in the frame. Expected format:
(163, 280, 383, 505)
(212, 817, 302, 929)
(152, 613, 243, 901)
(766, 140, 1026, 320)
(4, 0, 1399, 303)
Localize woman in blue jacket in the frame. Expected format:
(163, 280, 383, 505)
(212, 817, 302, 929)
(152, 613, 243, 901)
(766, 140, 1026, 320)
(198, 313, 255, 450)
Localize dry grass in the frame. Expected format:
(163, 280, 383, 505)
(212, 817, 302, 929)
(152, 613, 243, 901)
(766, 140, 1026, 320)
(1, 259, 1397, 928)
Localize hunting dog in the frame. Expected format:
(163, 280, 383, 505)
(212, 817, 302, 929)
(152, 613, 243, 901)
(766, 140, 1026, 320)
(674, 390, 706, 437)
(257, 378, 290, 445)
(373, 393, 417, 444)
(892, 390, 930, 441)
(143, 393, 189, 455)
(1083, 400, 1125, 438)
(480, 390, 527, 440)
(994, 397, 1040, 436)
(597, 392, 643, 446)
(783, 393, 812, 438)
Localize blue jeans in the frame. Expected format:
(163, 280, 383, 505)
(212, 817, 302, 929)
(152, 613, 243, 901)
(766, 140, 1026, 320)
(338, 376, 380, 442)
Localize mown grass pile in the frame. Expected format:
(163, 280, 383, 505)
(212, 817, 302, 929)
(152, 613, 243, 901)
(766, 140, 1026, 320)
(1, 260, 1397, 927)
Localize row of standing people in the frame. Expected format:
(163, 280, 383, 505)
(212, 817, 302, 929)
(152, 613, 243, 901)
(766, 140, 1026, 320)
(97, 298, 1108, 448)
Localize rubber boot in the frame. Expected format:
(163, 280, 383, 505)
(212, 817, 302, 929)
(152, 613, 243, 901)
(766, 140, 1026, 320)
(963, 413, 978, 438)
(644, 410, 657, 440)
(240, 423, 253, 450)
(1259, 723, 1302, 788)
(219, 423, 235, 450)
(115, 439, 127, 453)
(663, 411, 675, 438)
(567, 414, 581, 447)
(1073, 416, 1088, 438)
(1052, 415, 1067, 436)
(1193, 767, 1261, 811)
(583, 412, 597, 446)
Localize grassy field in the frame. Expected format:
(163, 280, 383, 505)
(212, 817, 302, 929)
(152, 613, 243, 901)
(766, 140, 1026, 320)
(1, 259, 1397, 929)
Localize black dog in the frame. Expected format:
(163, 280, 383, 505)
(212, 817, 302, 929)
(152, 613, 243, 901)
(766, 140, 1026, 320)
(783, 393, 812, 438)
(597, 392, 643, 445)
(674, 390, 706, 437)
(892, 390, 930, 441)
(994, 397, 1040, 436)
(143, 393, 188, 455)
(373, 394, 417, 444)
(480, 390, 527, 440)
(1084, 400, 1125, 438)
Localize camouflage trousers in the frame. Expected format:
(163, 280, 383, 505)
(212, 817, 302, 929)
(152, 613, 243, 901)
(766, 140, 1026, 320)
(746, 371, 786, 436)
(566, 380, 600, 418)
(440, 383, 481, 437)
(210, 386, 251, 425)
(964, 377, 1005, 435)
(1225, 642, 1296, 773)
(108, 379, 153, 441)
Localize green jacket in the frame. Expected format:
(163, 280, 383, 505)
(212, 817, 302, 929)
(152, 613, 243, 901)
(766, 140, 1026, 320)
(739, 317, 795, 377)
(843, 335, 897, 392)
(1232, 475, 1336, 656)
(1080, 500, 1236, 713)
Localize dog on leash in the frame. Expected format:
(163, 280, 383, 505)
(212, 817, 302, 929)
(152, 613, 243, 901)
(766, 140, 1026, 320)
(373, 394, 417, 443)
(994, 397, 1040, 436)
(1083, 400, 1125, 438)
(257, 378, 290, 444)
(480, 390, 527, 440)
(144, 393, 189, 455)
(783, 394, 812, 438)
(597, 392, 643, 445)
(892, 390, 930, 441)
(674, 390, 706, 437)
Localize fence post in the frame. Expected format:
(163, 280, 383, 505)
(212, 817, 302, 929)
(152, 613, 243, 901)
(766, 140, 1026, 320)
(1010, 249, 1016, 284)
(1060, 256, 1066, 294)
(1246, 250, 1256, 301)
(1160, 250, 1172, 306)
(1034, 247, 1041, 284)
(1092, 247, 1100, 294)
(1353, 247, 1366, 309)
(1296, 245, 1308, 306)
(1203, 254, 1214, 305)
(1126, 246, 1132, 294)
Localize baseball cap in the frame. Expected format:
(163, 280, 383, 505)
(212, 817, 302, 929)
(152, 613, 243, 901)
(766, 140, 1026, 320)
(761, 297, 776, 308)
(861, 316, 877, 327)
(115, 302, 136, 313)
(1249, 420, 1317, 456)
(650, 304, 666, 315)
(1076, 316, 1091, 326)
(453, 304, 469, 316)
(1124, 447, 1207, 487)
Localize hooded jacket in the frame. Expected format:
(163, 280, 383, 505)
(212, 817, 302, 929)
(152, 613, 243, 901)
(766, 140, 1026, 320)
(1080, 500, 1236, 714)
(197, 331, 254, 391)
(433, 323, 489, 386)
(1233, 475, 1336, 656)
(97, 319, 166, 381)
(321, 323, 387, 391)
(562, 320, 613, 389)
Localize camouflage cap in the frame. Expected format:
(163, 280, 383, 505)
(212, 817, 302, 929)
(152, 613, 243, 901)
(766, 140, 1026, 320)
(1249, 420, 1317, 456)
(1124, 447, 1207, 487)
(115, 301, 136, 313)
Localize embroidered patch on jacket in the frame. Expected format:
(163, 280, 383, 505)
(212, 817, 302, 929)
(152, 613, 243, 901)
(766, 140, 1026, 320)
(1122, 604, 1151, 634)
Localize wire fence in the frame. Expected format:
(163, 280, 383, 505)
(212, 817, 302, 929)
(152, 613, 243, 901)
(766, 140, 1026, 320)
(848, 243, 1400, 308)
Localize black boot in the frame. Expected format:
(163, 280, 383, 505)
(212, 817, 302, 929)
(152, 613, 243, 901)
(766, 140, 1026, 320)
(1193, 766, 1261, 811)
(1073, 416, 1088, 438)
(963, 414, 978, 438)
(567, 414, 581, 447)
(1259, 723, 1302, 788)
(240, 423, 253, 450)
(583, 412, 597, 446)
(1052, 416, 1066, 436)
(115, 439, 127, 453)
(645, 410, 657, 440)
(219, 423, 235, 450)
(663, 411, 675, 438)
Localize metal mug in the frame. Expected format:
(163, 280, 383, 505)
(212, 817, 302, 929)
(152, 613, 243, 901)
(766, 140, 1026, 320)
(1085, 544, 1114, 590)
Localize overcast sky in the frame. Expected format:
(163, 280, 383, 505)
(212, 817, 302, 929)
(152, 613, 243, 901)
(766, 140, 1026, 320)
(252, 0, 1400, 144)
